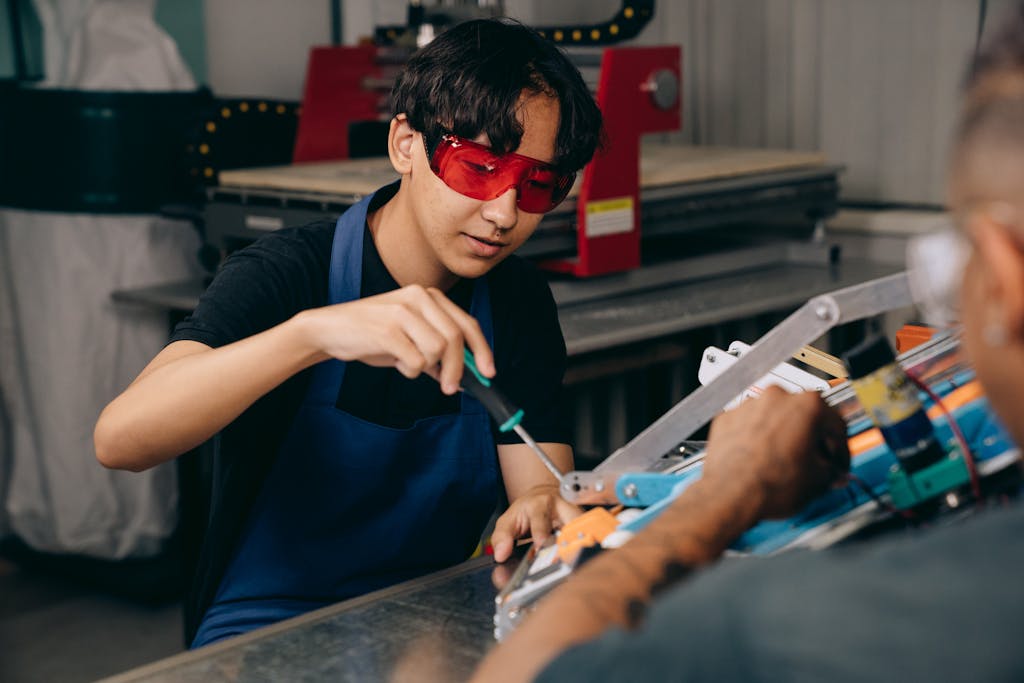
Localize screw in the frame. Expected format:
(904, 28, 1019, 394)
(706, 353, 716, 363)
(595, 480, 605, 493)
(623, 483, 639, 499)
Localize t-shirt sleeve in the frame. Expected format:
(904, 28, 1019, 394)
(169, 225, 330, 348)
(492, 263, 570, 446)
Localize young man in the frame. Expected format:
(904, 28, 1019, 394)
(94, 19, 602, 647)
(474, 7, 1024, 681)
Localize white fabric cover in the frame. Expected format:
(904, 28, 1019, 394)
(0, 0, 200, 558)
(33, 0, 194, 90)
(0, 213, 202, 557)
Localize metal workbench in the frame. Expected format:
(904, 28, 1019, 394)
(101, 557, 500, 683)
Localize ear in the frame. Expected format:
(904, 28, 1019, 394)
(388, 114, 416, 175)
(970, 215, 1024, 341)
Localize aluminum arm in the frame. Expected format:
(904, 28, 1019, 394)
(560, 272, 913, 504)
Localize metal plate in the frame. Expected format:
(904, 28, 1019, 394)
(100, 558, 500, 683)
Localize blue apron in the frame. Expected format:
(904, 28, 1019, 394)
(193, 192, 500, 647)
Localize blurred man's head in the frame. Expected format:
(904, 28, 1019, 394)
(950, 2, 1024, 443)
(951, 3, 1024, 210)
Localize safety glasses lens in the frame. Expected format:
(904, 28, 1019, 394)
(517, 167, 573, 213)
(906, 225, 968, 327)
(428, 134, 573, 213)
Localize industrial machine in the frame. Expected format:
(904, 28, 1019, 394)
(201, 0, 842, 279)
(493, 273, 1022, 639)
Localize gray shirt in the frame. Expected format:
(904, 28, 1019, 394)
(539, 502, 1024, 682)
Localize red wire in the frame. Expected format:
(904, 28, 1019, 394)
(905, 371, 982, 501)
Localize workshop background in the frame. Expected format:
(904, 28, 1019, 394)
(0, 1, 1006, 681)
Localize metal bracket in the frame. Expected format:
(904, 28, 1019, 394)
(560, 272, 914, 504)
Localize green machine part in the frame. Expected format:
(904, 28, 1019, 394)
(887, 448, 972, 510)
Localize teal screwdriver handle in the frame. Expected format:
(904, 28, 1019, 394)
(461, 349, 524, 433)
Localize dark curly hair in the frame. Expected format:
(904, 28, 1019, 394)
(390, 19, 603, 173)
(958, 2, 1024, 147)
(966, 2, 1024, 90)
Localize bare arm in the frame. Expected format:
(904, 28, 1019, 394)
(473, 388, 850, 683)
(94, 321, 321, 472)
(498, 442, 573, 502)
(94, 286, 495, 472)
(490, 442, 579, 562)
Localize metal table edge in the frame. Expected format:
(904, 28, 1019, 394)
(97, 555, 497, 683)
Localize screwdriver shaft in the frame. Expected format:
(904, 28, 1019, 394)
(512, 423, 564, 484)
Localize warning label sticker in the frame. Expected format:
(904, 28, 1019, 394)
(584, 196, 635, 237)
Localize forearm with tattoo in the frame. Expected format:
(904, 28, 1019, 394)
(472, 471, 766, 683)
(472, 387, 847, 683)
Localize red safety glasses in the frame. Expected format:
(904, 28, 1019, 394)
(423, 130, 575, 214)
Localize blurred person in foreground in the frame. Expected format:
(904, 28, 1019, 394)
(474, 5, 1024, 681)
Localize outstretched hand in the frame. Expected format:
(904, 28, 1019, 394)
(491, 484, 581, 562)
(701, 386, 850, 521)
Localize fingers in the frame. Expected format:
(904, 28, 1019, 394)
(391, 303, 446, 378)
(492, 537, 515, 564)
(318, 287, 493, 388)
(776, 394, 849, 503)
(490, 511, 519, 563)
(426, 288, 494, 377)
(391, 286, 494, 392)
(492, 494, 569, 562)
(819, 404, 851, 472)
(527, 501, 554, 548)
(402, 288, 464, 392)
(793, 393, 847, 457)
(491, 562, 516, 589)
(378, 321, 430, 379)
(553, 498, 583, 527)
(365, 286, 494, 390)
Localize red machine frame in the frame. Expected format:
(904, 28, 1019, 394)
(543, 46, 680, 277)
(292, 45, 383, 163)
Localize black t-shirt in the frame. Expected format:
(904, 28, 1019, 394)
(174, 184, 570, 644)
(539, 502, 1024, 682)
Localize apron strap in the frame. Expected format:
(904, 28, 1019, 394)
(308, 190, 496, 418)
